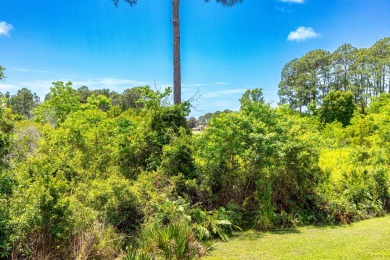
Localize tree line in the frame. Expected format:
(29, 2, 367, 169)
(0, 83, 144, 121)
(278, 37, 390, 113)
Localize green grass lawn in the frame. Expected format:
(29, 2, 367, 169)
(205, 215, 390, 259)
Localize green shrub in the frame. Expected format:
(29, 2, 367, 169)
(86, 175, 143, 233)
(0, 197, 12, 259)
(139, 221, 207, 260)
(10, 172, 74, 258)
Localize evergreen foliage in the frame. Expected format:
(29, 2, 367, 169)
(278, 37, 390, 112)
(1, 40, 390, 258)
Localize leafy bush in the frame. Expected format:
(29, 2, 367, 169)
(3, 82, 390, 258)
(195, 93, 325, 229)
(10, 171, 75, 258)
(138, 221, 207, 260)
(0, 195, 12, 259)
(85, 175, 143, 233)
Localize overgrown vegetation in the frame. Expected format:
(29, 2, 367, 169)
(0, 37, 389, 259)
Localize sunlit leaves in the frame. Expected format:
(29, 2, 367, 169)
(34, 81, 80, 126)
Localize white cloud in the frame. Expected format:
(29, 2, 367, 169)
(0, 77, 160, 98)
(71, 78, 151, 92)
(94, 78, 148, 86)
(0, 83, 18, 91)
(16, 80, 54, 99)
(15, 68, 49, 73)
(0, 21, 14, 37)
(288, 26, 320, 41)
(275, 7, 292, 13)
(280, 0, 304, 3)
(214, 100, 238, 108)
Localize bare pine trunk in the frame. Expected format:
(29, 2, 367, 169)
(172, 0, 181, 104)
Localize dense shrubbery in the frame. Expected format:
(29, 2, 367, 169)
(317, 94, 390, 223)
(195, 90, 326, 229)
(0, 79, 390, 258)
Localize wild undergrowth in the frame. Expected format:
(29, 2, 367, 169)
(0, 85, 389, 259)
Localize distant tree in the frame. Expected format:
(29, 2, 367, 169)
(9, 88, 40, 119)
(86, 94, 112, 112)
(198, 112, 213, 125)
(187, 117, 197, 128)
(278, 58, 301, 111)
(112, 87, 143, 110)
(76, 86, 91, 103)
(0, 92, 10, 101)
(240, 88, 265, 110)
(0, 66, 5, 80)
(278, 38, 390, 112)
(279, 50, 331, 112)
(91, 88, 112, 98)
(113, 0, 242, 104)
(197, 109, 232, 125)
(318, 90, 356, 126)
(222, 109, 232, 114)
(348, 48, 368, 111)
(299, 49, 331, 103)
(34, 81, 80, 126)
(331, 44, 357, 91)
(368, 38, 390, 94)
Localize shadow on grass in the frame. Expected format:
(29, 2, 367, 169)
(231, 228, 301, 240)
(271, 228, 301, 235)
(233, 231, 264, 240)
(307, 222, 354, 230)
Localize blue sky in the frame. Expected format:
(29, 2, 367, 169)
(1, 0, 389, 117)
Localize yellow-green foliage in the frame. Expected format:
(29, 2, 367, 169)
(316, 95, 390, 223)
(319, 148, 352, 182)
(3, 84, 390, 258)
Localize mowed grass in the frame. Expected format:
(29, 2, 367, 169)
(205, 215, 390, 259)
